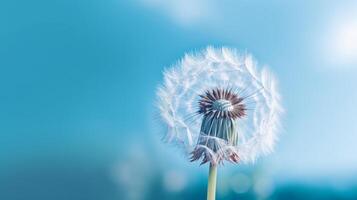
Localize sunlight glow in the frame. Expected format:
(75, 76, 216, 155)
(323, 10, 357, 67)
(333, 21, 357, 61)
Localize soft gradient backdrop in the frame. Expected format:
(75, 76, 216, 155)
(1, 0, 357, 199)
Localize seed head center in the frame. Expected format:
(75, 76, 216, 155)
(212, 99, 234, 112)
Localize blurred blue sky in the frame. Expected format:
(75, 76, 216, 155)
(1, 0, 357, 199)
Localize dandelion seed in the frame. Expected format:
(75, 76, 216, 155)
(156, 46, 282, 200)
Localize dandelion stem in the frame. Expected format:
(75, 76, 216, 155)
(207, 164, 217, 200)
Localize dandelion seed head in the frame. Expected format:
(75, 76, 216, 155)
(157, 46, 282, 165)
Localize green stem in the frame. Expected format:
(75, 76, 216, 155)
(207, 164, 217, 200)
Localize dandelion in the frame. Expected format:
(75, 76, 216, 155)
(157, 47, 282, 200)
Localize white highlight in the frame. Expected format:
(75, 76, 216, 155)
(163, 170, 187, 192)
(157, 47, 283, 164)
(322, 10, 357, 67)
(333, 21, 357, 62)
(111, 145, 153, 200)
(253, 177, 273, 198)
(212, 99, 234, 112)
(229, 173, 252, 194)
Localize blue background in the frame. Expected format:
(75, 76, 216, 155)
(1, 0, 357, 199)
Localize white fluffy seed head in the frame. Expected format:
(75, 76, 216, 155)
(156, 46, 283, 164)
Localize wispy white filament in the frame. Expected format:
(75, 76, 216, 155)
(157, 47, 282, 164)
